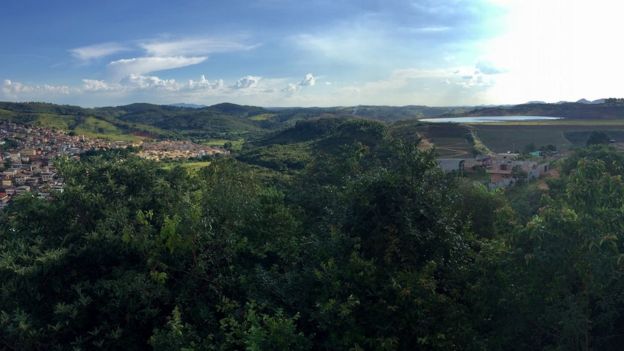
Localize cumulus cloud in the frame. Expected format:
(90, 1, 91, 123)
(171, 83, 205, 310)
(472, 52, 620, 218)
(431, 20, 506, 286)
(299, 73, 316, 86)
(451, 66, 495, 88)
(70, 42, 129, 61)
(445, 60, 508, 88)
(3, 79, 71, 95)
(5, 63, 497, 106)
(282, 73, 317, 93)
(120, 74, 181, 91)
(80, 74, 229, 94)
(82, 79, 117, 92)
(108, 56, 207, 80)
(283, 83, 298, 93)
(232, 75, 261, 89)
(188, 75, 224, 90)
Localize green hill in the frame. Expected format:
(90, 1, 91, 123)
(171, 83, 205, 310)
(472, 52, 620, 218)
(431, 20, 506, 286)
(4, 100, 624, 149)
(450, 101, 624, 119)
(237, 118, 389, 172)
(0, 102, 269, 141)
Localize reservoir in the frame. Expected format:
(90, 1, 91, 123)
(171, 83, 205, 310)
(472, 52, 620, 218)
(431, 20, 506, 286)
(420, 116, 563, 123)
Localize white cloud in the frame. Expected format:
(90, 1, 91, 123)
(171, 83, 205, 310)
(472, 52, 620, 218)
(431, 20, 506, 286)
(141, 37, 258, 57)
(108, 56, 207, 79)
(232, 75, 261, 89)
(5, 65, 494, 106)
(283, 83, 298, 93)
(187, 75, 224, 90)
(299, 73, 316, 86)
(70, 42, 129, 61)
(80, 74, 228, 94)
(120, 74, 181, 91)
(3, 79, 71, 95)
(69, 36, 260, 86)
(82, 79, 117, 92)
(282, 73, 317, 94)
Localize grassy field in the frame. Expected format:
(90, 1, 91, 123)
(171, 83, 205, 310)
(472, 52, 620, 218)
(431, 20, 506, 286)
(404, 123, 476, 158)
(466, 119, 624, 127)
(75, 116, 142, 142)
(33, 113, 75, 130)
(0, 109, 16, 120)
(473, 121, 624, 152)
(412, 118, 624, 155)
(428, 137, 474, 157)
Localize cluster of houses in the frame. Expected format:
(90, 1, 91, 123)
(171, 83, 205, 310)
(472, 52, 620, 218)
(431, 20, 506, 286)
(0, 121, 138, 208)
(137, 140, 228, 161)
(0, 122, 233, 207)
(438, 152, 552, 189)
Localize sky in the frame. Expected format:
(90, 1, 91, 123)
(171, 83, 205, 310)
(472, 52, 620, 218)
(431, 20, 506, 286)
(1, 0, 623, 107)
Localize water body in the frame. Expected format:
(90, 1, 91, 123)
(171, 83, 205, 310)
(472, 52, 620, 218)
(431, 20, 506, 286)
(420, 116, 563, 123)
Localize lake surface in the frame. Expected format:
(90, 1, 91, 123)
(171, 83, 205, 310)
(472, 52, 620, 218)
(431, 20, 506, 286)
(420, 116, 563, 123)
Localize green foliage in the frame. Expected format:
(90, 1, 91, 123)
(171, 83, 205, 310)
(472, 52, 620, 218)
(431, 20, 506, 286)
(3, 120, 624, 350)
(586, 131, 611, 146)
(504, 182, 545, 222)
(455, 180, 514, 238)
(150, 307, 203, 351)
(237, 143, 312, 171)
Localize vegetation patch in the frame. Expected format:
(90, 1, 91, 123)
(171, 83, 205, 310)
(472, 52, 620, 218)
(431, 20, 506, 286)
(160, 160, 212, 171)
(75, 116, 142, 141)
(202, 138, 245, 151)
(33, 113, 75, 130)
(248, 113, 275, 121)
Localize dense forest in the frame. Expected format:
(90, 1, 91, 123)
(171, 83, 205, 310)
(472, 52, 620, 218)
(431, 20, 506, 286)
(2, 118, 624, 350)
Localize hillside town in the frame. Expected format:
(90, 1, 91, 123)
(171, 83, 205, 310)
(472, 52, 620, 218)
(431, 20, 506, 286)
(0, 121, 137, 208)
(0, 121, 227, 208)
(437, 151, 558, 189)
(137, 140, 228, 161)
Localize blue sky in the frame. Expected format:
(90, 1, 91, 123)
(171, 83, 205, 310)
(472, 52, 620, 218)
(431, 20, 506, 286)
(1, 0, 622, 107)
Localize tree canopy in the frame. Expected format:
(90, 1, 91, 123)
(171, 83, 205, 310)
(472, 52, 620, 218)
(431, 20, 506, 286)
(2, 124, 624, 350)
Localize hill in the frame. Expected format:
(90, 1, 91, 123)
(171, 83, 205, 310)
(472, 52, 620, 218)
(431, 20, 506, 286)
(0, 102, 468, 143)
(3, 100, 624, 149)
(450, 101, 624, 119)
(109, 103, 268, 140)
(0, 102, 274, 141)
(237, 118, 385, 172)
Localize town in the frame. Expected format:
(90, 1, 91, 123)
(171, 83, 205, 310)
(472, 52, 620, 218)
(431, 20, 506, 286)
(0, 121, 227, 208)
(137, 140, 228, 161)
(437, 150, 559, 189)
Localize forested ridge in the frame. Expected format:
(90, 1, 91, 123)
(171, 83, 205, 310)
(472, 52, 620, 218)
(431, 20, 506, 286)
(2, 119, 624, 350)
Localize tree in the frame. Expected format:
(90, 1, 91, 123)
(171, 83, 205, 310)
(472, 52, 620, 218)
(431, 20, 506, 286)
(586, 131, 610, 146)
(523, 142, 536, 154)
(503, 153, 624, 350)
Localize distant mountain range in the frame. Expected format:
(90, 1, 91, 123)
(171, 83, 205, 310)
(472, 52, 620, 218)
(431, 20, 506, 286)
(447, 100, 624, 119)
(168, 103, 207, 109)
(575, 98, 605, 104)
(1, 99, 624, 142)
(527, 99, 606, 105)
